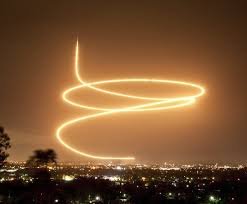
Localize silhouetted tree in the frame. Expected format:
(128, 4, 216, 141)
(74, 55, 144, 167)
(0, 126, 11, 168)
(26, 149, 57, 181)
(26, 149, 57, 167)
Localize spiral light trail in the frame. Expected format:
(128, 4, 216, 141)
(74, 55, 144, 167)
(56, 40, 206, 160)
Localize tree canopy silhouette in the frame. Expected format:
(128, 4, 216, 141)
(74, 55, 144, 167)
(0, 126, 11, 168)
(26, 149, 57, 167)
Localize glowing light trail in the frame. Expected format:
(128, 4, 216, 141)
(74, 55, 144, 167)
(56, 40, 206, 160)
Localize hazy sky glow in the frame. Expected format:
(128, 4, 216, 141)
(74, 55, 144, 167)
(0, 1, 247, 163)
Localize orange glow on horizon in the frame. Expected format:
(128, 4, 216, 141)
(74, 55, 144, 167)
(55, 40, 206, 160)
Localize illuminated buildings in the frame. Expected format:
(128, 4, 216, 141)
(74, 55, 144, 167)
(0, 162, 246, 203)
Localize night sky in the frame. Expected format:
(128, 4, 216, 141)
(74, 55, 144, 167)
(0, 1, 247, 163)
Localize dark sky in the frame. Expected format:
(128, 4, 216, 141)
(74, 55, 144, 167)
(0, 1, 247, 163)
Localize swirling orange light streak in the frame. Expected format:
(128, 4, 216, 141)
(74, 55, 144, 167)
(56, 40, 206, 160)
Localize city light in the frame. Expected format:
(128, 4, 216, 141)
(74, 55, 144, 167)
(62, 175, 75, 181)
(1, 162, 245, 202)
(209, 195, 220, 203)
(95, 196, 101, 201)
(209, 195, 215, 201)
(56, 40, 206, 160)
